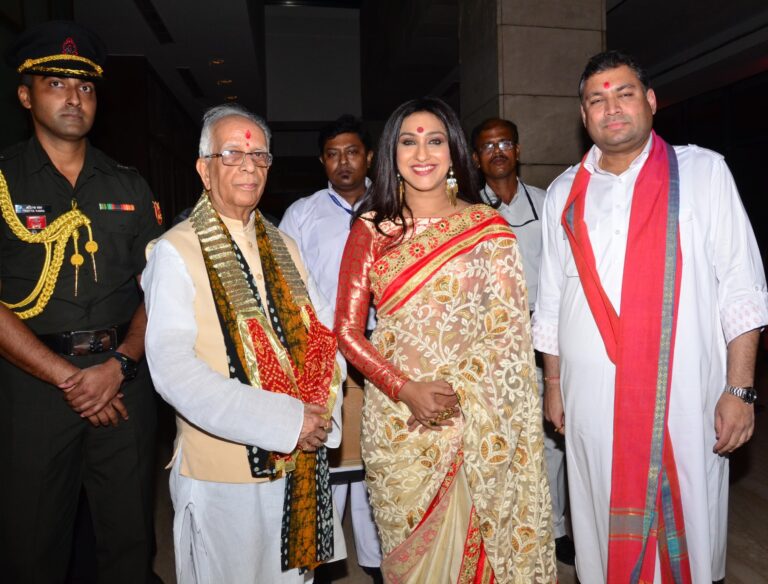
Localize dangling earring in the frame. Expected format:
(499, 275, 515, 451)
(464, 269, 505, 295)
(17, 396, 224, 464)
(397, 173, 405, 206)
(446, 166, 458, 206)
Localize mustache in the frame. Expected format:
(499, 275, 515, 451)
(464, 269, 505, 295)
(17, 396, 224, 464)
(601, 116, 630, 128)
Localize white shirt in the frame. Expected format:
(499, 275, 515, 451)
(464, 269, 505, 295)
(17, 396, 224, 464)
(480, 179, 546, 306)
(279, 180, 370, 312)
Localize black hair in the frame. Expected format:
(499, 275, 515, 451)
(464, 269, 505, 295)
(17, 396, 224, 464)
(578, 50, 650, 100)
(470, 117, 519, 151)
(354, 97, 481, 238)
(19, 73, 33, 88)
(317, 114, 372, 155)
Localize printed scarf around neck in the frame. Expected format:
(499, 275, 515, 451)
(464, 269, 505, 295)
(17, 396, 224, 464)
(561, 132, 692, 584)
(190, 193, 340, 572)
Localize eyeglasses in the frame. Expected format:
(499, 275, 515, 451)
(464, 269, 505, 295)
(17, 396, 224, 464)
(204, 150, 273, 167)
(478, 140, 517, 155)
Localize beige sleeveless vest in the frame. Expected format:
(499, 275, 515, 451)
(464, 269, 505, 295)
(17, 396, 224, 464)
(160, 216, 308, 483)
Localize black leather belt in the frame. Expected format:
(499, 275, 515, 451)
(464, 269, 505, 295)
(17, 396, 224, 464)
(37, 322, 130, 356)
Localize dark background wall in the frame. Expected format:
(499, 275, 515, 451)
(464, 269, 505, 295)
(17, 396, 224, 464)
(0, 0, 765, 254)
(654, 69, 768, 256)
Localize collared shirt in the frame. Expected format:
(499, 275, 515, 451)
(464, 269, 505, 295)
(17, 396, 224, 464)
(279, 179, 371, 313)
(0, 137, 162, 334)
(533, 135, 768, 356)
(480, 178, 546, 307)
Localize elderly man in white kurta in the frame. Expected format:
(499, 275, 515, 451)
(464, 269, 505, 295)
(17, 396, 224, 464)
(143, 104, 345, 584)
(534, 51, 767, 583)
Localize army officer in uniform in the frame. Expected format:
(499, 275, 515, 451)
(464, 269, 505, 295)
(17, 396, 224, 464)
(0, 21, 162, 583)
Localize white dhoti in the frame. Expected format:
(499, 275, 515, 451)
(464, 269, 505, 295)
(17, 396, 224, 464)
(171, 453, 346, 584)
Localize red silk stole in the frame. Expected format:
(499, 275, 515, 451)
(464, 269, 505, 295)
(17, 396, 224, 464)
(561, 133, 692, 583)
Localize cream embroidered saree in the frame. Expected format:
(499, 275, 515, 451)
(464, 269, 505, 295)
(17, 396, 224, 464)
(336, 205, 555, 583)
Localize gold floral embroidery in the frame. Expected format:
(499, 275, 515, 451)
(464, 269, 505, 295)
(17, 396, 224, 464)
(358, 207, 555, 582)
(480, 434, 509, 465)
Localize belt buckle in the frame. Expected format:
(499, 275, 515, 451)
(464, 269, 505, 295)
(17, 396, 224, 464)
(68, 328, 118, 356)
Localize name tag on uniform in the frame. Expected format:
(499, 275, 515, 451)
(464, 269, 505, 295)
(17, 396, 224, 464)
(99, 203, 135, 211)
(15, 204, 51, 214)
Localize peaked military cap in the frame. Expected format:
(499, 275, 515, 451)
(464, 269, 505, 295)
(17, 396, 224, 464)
(5, 20, 106, 80)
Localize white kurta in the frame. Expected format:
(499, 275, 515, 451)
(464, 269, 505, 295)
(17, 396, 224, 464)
(143, 215, 346, 584)
(533, 136, 768, 583)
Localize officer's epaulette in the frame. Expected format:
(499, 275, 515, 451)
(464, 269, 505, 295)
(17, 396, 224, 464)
(114, 162, 144, 177)
(0, 142, 25, 163)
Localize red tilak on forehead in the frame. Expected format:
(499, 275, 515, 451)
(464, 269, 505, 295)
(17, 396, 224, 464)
(245, 129, 252, 139)
(416, 127, 424, 133)
(603, 82, 611, 89)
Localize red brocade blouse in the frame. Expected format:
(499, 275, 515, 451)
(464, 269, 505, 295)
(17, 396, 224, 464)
(334, 217, 409, 399)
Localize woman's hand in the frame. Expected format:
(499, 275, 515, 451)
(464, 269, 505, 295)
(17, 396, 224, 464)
(398, 380, 460, 432)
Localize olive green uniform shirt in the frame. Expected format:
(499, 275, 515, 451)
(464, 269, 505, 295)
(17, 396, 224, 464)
(0, 137, 162, 334)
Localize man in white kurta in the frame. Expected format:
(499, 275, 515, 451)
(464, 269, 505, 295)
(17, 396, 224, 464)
(279, 116, 383, 580)
(142, 105, 345, 584)
(533, 51, 768, 583)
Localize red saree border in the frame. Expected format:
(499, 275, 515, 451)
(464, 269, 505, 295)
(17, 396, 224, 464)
(416, 449, 464, 530)
(458, 506, 496, 584)
(377, 211, 514, 316)
(381, 452, 464, 583)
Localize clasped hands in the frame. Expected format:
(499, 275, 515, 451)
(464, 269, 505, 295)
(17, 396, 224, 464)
(398, 379, 460, 432)
(59, 358, 128, 427)
(298, 403, 333, 452)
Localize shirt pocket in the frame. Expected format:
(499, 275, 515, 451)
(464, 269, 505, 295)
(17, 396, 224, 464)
(99, 212, 139, 237)
(93, 213, 141, 277)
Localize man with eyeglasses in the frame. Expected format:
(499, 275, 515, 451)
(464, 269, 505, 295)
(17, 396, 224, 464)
(471, 117, 576, 566)
(142, 103, 346, 582)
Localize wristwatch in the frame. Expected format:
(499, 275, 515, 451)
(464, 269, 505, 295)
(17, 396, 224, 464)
(112, 351, 138, 381)
(724, 385, 757, 405)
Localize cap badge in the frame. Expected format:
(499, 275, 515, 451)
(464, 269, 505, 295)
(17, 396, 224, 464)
(153, 201, 164, 225)
(62, 37, 79, 55)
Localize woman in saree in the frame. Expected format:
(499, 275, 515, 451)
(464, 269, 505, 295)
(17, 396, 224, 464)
(334, 97, 556, 583)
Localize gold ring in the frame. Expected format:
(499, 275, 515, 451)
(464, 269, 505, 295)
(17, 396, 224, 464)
(435, 408, 455, 422)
